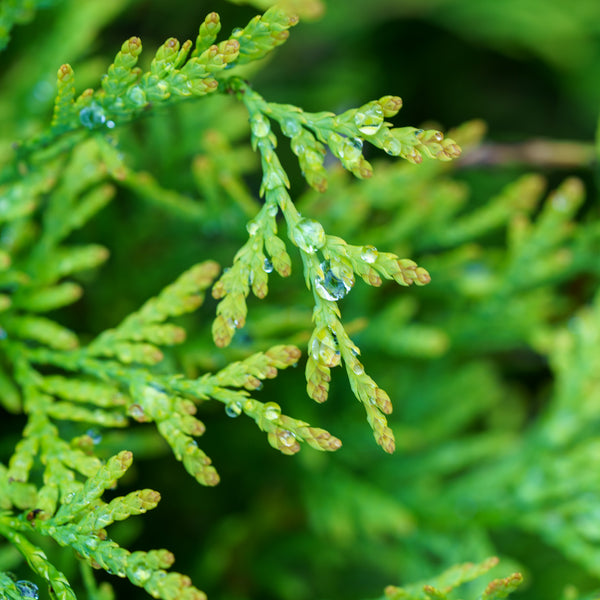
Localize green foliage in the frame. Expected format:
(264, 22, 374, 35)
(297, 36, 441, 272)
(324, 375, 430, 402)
(1, 1, 600, 600)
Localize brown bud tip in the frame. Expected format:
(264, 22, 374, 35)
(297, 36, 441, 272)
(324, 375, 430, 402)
(329, 436, 342, 450)
(143, 489, 161, 504)
(309, 173, 328, 193)
(211, 281, 226, 299)
(224, 39, 240, 54)
(244, 376, 262, 390)
(166, 38, 178, 48)
(206, 12, 219, 25)
(379, 95, 403, 117)
(375, 388, 393, 414)
(117, 450, 133, 468)
(378, 429, 396, 454)
(358, 158, 373, 179)
(159, 550, 176, 568)
(126, 37, 142, 53)
(204, 469, 220, 486)
(57, 64, 73, 82)
(287, 346, 302, 361)
(272, 30, 290, 42)
(415, 267, 431, 285)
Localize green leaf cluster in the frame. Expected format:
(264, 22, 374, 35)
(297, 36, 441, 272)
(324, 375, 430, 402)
(2, 1, 600, 600)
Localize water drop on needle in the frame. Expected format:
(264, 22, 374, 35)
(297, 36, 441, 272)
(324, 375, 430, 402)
(225, 401, 243, 418)
(291, 218, 326, 253)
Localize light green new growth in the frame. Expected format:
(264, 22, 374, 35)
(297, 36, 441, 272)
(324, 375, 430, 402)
(382, 558, 523, 600)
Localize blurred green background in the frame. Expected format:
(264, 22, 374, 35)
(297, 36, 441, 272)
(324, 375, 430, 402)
(3, 1, 600, 599)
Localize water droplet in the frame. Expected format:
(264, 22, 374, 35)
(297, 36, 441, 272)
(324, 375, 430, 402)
(352, 362, 364, 375)
(79, 102, 106, 129)
(278, 430, 296, 447)
(351, 137, 363, 151)
(128, 403, 146, 421)
(85, 536, 100, 551)
(266, 203, 279, 217)
(232, 27, 244, 37)
(132, 567, 152, 584)
(360, 245, 378, 264)
(0, 328, 7, 340)
(127, 85, 147, 106)
(63, 492, 75, 504)
(263, 258, 273, 273)
(246, 220, 260, 236)
(382, 137, 402, 155)
(261, 170, 285, 191)
(225, 401, 243, 418)
(314, 260, 352, 301)
(154, 81, 169, 98)
(291, 137, 307, 155)
(291, 218, 326, 253)
(354, 103, 384, 136)
(281, 117, 301, 137)
(16, 580, 39, 600)
(85, 428, 102, 445)
(264, 402, 281, 420)
(310, 334, 340, 368)
(338, 137, 362, 162)
(250, 113, 271, 138)
(106, 120, 115, 129)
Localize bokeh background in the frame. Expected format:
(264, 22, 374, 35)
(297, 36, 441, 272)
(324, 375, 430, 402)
(3, 1, 600, 599)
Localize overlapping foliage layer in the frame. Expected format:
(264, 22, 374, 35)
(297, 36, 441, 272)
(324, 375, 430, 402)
(1, 1, 600, 599)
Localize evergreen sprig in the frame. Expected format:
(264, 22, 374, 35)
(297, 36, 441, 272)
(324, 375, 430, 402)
(2, 3, 557, 599)
(211, 77, 458, 452)
(382, 558, 523, 600)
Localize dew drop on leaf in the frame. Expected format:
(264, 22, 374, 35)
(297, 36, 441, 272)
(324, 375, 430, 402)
(382, 137, 402, 155)
(291, 218, 326, 253)
(79, 102, 106, 129)
(250, 113, 271, 138)
(314, 260, 352, 301)
(16, 580, 39, 599)
(132, 567, 152, 585)
(354, 103, 383, 136)
(281, 117, 301, 137)
(263, 258, 274, 273)
(86, 428, 102, 444)
(264, 402, 281, 420)
(352, 362, 364, 375)
(246, 220, 260, 236)
(360, 245, 378, 264)
(128, 403, 146, 421)
(225, 401, 243, 417)
(278, 430, 296, 447)
(127, 85, 147, 106)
